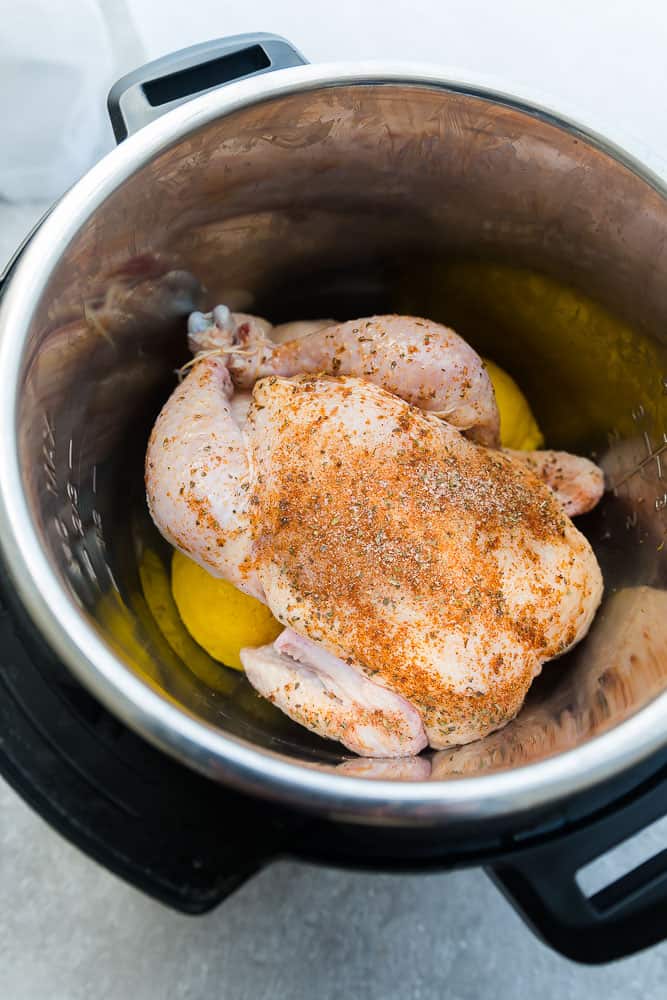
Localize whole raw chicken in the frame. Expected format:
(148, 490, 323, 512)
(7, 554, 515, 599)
(146, 310, 604, 756)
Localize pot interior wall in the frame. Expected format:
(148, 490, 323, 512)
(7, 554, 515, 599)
(17, 83, 667, 777)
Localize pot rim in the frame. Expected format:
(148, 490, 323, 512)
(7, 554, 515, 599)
(1, 61, 666, 825)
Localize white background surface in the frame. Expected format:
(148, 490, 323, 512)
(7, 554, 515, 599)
(2, 2, 667, 997)
(125, 0, 667, 175)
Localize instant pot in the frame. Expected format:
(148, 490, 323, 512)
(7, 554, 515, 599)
(1, 33, 667, 963)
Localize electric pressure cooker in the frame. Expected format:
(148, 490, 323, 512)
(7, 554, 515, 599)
(1, 33, 667, 963)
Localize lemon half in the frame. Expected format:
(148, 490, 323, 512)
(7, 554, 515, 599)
(171, 550, 282, 670)
(484, 358, 544, 451)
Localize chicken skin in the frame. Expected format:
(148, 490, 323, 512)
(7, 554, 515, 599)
(188, 310, 500, 446)
(505, 448, 604, 517)
(186, 307, 605, 516)
(243, 629, 428, 756)
(146, 329, 603, 754)
(145, 356, 261, 598)
(239, 374, 602, 750)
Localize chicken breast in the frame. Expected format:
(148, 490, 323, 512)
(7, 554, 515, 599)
(244, 374, 603, 749)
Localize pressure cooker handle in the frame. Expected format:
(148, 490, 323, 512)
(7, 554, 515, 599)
(489, 763, 667, 963)
(107, 33, 308, 142)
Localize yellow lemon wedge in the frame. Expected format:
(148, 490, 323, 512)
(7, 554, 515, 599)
(171, 549, 282, 670)
(483, 358, 544, 451)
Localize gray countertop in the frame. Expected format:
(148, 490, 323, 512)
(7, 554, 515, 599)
(2, 195, 667, 998)
(2, 776, 667, 1000)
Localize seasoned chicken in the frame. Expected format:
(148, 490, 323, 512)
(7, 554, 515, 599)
(145, 356, 261, 598)
(187, 307, 604, 513)
(243, 629, 427, 756)
(146, 340, 603, 754)
(240, 374, 602, 749)
(188, 310, 501, 446)
(504, 448, 605, 516)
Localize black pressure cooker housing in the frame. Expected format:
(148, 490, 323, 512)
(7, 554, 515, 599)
(1, 34, 667, 964)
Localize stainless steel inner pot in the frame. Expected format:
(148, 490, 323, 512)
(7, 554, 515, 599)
(1, 65, 666, 826)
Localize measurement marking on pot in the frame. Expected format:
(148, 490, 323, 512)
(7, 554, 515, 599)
(609, 397, 667, 521)
(92, 508, 106, 551)
(79, 547, 97, 583)
(611, 428, 667, 493)
(612, 442, 667, 489)
(41, 413, 58, 496)
(54, 517, 69, 541)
